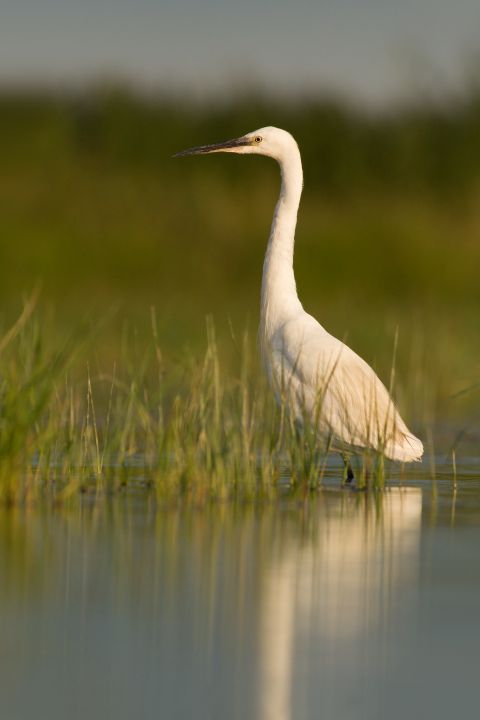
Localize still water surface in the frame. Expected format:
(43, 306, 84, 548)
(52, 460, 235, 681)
(1, 468, 479, 719)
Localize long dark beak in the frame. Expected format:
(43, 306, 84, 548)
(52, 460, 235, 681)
(173, 136, 251, 158)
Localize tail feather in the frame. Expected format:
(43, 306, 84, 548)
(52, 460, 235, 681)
(385, 432, 424, 463)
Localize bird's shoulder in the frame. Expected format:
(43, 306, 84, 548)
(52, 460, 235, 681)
(272, 310, 384, 389)
(273, 311, 349, 361)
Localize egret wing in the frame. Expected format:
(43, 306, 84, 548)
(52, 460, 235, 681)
(269, 314, 422, 461)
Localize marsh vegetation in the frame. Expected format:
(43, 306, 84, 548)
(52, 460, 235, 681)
(0, 89, 479, 500)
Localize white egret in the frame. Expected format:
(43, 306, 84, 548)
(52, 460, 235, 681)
(174, 127, 423, 479)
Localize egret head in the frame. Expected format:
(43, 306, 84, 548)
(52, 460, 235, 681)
(173, 126, 298, 162)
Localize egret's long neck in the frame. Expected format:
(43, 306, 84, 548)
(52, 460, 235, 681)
(260, 146, 303, 334)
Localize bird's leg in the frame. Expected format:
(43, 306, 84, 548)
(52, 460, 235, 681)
(341, 453, 354, 484)
(363, 454, 372, 481)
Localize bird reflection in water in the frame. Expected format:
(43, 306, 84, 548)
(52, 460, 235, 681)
(257, 488, 422, 720)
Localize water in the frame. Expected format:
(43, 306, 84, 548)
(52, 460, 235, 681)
(1, 468, 479, 719)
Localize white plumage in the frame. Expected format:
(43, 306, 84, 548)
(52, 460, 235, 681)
(175, 126, 423, 466)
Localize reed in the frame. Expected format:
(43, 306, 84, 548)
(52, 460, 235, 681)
(2, 300, 473, 505)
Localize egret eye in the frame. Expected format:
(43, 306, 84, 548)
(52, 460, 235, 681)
(254, 136, 262, 143)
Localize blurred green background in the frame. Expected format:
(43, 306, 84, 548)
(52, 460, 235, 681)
(1, 87, 480, 423)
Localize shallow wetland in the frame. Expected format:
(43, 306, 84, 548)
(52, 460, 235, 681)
(1, 460, 479, 719)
